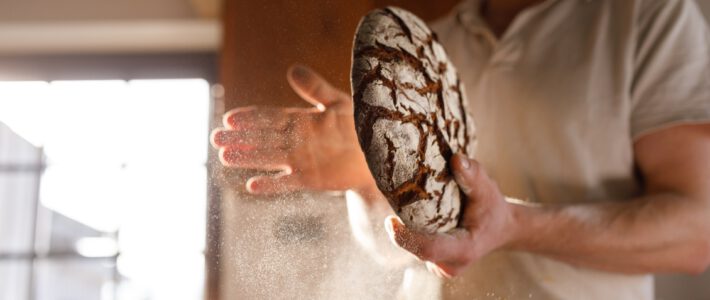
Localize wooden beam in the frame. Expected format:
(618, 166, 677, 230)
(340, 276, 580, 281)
(189, 0, 223, 19)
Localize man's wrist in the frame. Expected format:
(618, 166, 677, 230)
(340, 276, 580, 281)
(504, 197, 543, 251)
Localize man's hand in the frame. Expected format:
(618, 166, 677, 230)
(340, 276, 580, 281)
(385, 153, 519, 278)
(211, 65, 374, 194)
(388, 124, 710, 278)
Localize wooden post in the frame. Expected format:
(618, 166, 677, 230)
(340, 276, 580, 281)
(220, 1, 372, 109)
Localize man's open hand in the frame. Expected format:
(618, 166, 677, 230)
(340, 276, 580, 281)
(210, 65, 374, 194)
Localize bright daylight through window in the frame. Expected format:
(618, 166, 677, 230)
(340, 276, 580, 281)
(0, 79, 209, 300)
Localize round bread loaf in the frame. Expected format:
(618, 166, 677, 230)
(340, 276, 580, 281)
(351, 7, 476, 233)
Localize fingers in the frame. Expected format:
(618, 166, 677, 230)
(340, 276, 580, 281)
(425, 261, 451, 279)
(384, 216, 472, 263)
(222, 106, 317, 130)
(385, 216, 473, 278)
(211, 128, 289, 149)
(219, 147, 289, 170)
(451, 153, 495, 200)
(450, 153, 477, 195)
(287, 64, 350, 109)
(426, 261, 468, 279)
(246, 174, 302, 195)
(221, 106, 257, 129)
(212, 106, 319, 170)
(385, 215, 428, 258)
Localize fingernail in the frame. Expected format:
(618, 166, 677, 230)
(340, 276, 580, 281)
(384, 216, 395, 237)
(225, 113, 238, 127)
(246, 178, 259, 193)
(392, 216, 404, 228)
(457, 153, 470, 169)
(452, 155, 474, 194)
(209, 130, 221, 148)
(440, 269, 454, 279)
(219, 148, 232, 163)
(291, 65, 309, 81)
(213, 131, 225, 144)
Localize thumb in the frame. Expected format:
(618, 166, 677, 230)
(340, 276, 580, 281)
(287, 64, 350, 110)
(450, 153, 489, 200)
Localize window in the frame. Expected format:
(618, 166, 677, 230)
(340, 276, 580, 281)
(0, 79, 210, 300)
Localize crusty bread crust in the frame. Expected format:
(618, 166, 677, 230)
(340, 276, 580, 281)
(351, 7, 476, 233)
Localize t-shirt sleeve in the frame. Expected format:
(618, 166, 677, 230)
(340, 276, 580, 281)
(630, 0, 710, 140)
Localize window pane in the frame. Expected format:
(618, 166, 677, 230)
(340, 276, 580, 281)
(124, 79, 210, 165)
(119, 165, 206, 253)
(117, 253, 204, 300)
(0, 81, 49, 147)
(0, 122, 42, 165)
(40, 165, 125, 233)
(42, 80, 129, 165)
(0, 261, 30, 300)
(0, 172, 39, 254)
(44, 209, 109, 254)
(34, 259, 115, 300)
(116, 165, 206, 300)
(0, 79, 209, 300)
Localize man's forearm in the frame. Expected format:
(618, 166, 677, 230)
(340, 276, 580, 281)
(509, 193, 710, 274)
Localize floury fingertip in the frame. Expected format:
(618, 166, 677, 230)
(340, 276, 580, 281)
(384, 216, 396, 235)
(455, 153, 470, 169)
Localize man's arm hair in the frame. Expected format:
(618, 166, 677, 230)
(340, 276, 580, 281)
(510, 123, 710, 274)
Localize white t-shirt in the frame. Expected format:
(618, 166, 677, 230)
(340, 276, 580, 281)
(427, 0, 710, 299)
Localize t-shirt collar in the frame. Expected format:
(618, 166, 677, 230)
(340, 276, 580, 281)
(454, 0, 590, 34)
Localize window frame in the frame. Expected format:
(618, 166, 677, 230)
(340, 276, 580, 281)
(0, 52, 220, 300)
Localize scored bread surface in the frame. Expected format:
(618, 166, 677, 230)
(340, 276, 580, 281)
(351, 7, 476, 233)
